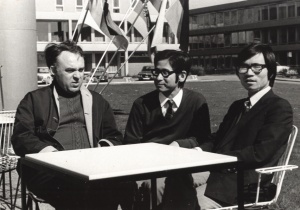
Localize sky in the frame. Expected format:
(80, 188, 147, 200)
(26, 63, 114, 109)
(189, 0, 246, 9)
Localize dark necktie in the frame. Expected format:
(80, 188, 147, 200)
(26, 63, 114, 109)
(244, 98, 251, 112)
(165, 99, 174, 120)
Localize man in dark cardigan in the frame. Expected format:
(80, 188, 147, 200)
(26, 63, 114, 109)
(12, 40, 134, 210)
(124, 50, 211, 210)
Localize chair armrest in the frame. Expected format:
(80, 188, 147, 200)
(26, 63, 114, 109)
(255, 165, 298, 175)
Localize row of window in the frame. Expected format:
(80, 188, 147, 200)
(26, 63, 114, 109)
(189, 26, 300, 49)
(190, 1, 300, 30)
(54, 0, 123, 12)
(36, 21, 176, 44)
(191, 51, 300, 70)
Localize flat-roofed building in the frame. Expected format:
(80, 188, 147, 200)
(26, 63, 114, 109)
(189, 0, 300, 74)
(36, 0, 179, 77)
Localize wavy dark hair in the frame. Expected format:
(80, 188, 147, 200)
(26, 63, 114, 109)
(154, 50, 191, 88)
(236, 43, 277, 87)
(44, 40, 84, 68)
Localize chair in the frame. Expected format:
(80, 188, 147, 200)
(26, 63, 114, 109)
(0, 110, 19, 209)
(208, 125, 298, 210)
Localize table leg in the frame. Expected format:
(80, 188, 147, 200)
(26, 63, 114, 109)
(237, 168, 244, 210)
(151, 178, 157, 209)
(20, 159, 27, 210)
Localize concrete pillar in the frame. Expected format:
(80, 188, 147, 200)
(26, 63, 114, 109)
(0, 0, 37, 110)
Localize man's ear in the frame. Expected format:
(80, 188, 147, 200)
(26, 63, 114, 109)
(49, 66, 56, 76)
(178, 70, 187, 82)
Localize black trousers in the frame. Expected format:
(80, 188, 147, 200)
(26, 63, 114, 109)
(25, 169, 136, 210)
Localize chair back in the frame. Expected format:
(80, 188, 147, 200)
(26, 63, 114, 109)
(0, 110, 16, 170)
(271, 125, 298, 202)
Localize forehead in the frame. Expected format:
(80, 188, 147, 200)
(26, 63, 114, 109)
(156, 58, 172, 70)
(56, 51, 84, 67)
(243, 53, 265, 64)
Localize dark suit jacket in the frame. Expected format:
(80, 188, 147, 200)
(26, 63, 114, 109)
(203, 89, 293, 205)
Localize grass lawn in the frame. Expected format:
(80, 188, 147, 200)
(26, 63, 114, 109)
(93, 80, 300, 210)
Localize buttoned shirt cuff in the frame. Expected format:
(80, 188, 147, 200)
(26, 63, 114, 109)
(99, 139, 114, 147)
(39, 146, 58, 153)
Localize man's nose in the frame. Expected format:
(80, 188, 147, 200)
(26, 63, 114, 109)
(156, 73, 164, 80)
(246, 68, 255, 75)
(73, 71, 81, 79)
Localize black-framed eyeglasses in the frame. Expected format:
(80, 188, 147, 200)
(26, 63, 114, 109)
(151, 69, 176, 78)
(238, 64, 267, 74)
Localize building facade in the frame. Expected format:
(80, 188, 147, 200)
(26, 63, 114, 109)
(36, 0, 179, 78)
(189, 0, 300, 73)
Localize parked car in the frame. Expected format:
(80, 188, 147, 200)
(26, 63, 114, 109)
(89, 67, 108, 82)
(137, 66, 155, 81)
(276, 62, 290, 74)
(37, 67, 52, 85)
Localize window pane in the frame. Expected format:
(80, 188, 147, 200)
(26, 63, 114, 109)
(279, 28, 287, 44)
(204, 14, 210, 28)
(238, 10, 246, 24)
(297, 2, 300, 16)
(231, 32, 238, 46)
(225, 55, 231, 68)
(269, 28, 277, 44)
(224, 11, 230, 26)
(288, 27, 296, 43)
(197, 15, 204, 29)
(261, 30, 268, 44)
(204, 35, 211, 48)
(253, 7, 261, 22)
(270, 5, 277, 20)
(224, 33, 231, 47)
(56, 0, 62, 5)
(246, 31, 254, 44)
(231, 10, 238, 25)
(199, 36, 204, 48)
(210, 13, 216, 27)
(254, 30, 261, 42)
(238, 31, 246, 46)
(211, 34, 217, 48)
(262, 6, 268, 20)
(247, 8, 253, 23)
(77, 0, 83, 6)
(216, 12, 224, 27)
(114, 0, 119, 7)
(288, 5, 295, 17)
(279, 5, 287, 19)
(36, 22, 48, 42)
(217, 34, 224, 47)
(191, 16, 197, 30)
(95, 30, 105, 42)
(50, 21, 68, 42)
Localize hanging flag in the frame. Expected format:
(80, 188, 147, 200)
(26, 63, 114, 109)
(149, 0, 162, 12)
(165, 0, 189, 52)
(73, 0, 104, 38)
(127, 0, 149, 39)
(150, 0, 167, 49)
(100, 1, 129, 50)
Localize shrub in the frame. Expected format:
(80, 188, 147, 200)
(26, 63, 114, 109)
(190, 66, 205, 76)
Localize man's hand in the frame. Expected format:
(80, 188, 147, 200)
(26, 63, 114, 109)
(169, 141, 180, 147)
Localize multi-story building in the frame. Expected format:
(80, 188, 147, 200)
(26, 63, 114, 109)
(189, 0, 300, 73)
(36, 0, 179, 77)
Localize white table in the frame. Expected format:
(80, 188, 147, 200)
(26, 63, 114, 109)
(20, 143, 244, 209)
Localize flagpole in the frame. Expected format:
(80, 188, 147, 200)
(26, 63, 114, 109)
(0, 65, 4, 110)
(99, 25, 155, 94)
(72, 0, 90, 42)
(86, 1, 137, 87)
(92, 47, 120, 91)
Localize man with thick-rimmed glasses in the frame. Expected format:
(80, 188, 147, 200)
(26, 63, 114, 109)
(124, 50, 211, 210)
(196, 43, 293, 209)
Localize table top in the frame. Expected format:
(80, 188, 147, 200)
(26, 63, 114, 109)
(25, 143, 237, 181)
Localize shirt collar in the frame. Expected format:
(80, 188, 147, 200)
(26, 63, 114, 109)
(159, 89, 183, 108)
(249, 86, 271, 107)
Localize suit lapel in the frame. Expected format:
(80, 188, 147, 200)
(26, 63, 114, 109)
(80, 86, 94, 147)
(216, 90, 275, 151)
